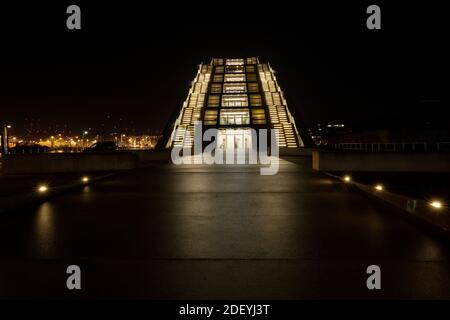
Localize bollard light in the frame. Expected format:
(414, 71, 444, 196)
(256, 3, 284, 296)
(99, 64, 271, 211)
(430, 200, 443, 209)
(375, 184, 383, 191)
(343, 175, 351, 182)
(37, 185, 48, 193)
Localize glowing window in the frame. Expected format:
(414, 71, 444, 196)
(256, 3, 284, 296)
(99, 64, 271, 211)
(188, 94, 205, 108)
(225, 65, 245, 73)
(223, 83, 246, 93)
(224, 74, 246, 82)
(246, 65, 255, 72)
(204, 110, 218, 125)
(272, 93, 282, 105)
(268, 81, 277, 92)
(221, 94, 248, 107)
(220, 109, 250, 125)
(201, 65, 211, 73)
(193, 83, 202, 93)
(247, 83, 259, 93)
(226, 59, 245, 66)
(249, 94, 263, 107)
(208, 95, 220, 107)
(211, 83, 222, 94)
(252, 109, 266, 124)
(264, 92, 273, 105)
(246, 57, 258, 64)
(213, 74, 223, 82)
(215, 66, 224, 74)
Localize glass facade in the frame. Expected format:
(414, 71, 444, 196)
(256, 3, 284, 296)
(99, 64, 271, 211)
(167, 57, 304, 149)
(224, 74, 246, 82)
(223, 83, 247, 93)
(220, 109, 250, 125)
(221, 94, 248, 107)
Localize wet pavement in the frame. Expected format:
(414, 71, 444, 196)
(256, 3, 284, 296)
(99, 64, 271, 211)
(0, 158, 449, 299)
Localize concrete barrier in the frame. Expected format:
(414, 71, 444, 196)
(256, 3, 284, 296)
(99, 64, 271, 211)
(279, 147, 313, 156)
(326, 173, 450, 235)
(2, 153, 138, 174)
(128, 149, 172, 164)
(313, 151, 450, 172)
(355, 181, 450, 233)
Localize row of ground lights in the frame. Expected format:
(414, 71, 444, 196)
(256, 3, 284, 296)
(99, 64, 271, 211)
(342, 174, 444, 210)
(37, 176, 90, 193)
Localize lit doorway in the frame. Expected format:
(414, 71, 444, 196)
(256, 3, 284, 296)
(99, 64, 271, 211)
(217, 128, 252, 150)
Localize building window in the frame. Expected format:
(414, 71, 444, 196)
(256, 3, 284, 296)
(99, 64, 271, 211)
(194, 82, 208, 94)
(246, 73, 257, 82)
(249, 94, 263, 106)
(272, 93, 282, 105)
(213, 58, 224, 65)
(215, 66, 224, 74)
(201, 65, 211, 73)
(213, 74, 223, 82)
(225, 65, 245, 73)
(204, 110, 218, 125)
(221, 94, 248, 107)
(252, 109, 266, 124)
(246, 57, 258, 65)
(226, 58, 245, 66)
(211, 83, 222, 94)
(188, 94, 205, 108)
(246, 65, 255, 73)
(247, 82, 259, 93)
(224, 74, 246, 82)
(208, 95, 220, 107)
(220, 109, 250, 125)
(223, 83, 246, 93)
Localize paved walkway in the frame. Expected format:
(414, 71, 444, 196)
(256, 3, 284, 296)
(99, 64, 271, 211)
(0, 158, 449, 298)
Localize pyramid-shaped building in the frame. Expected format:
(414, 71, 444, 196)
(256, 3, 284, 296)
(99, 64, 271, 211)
(163, 57, 306, 150)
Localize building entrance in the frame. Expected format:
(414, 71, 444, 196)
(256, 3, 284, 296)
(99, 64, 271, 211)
(217, 128, 252, 150)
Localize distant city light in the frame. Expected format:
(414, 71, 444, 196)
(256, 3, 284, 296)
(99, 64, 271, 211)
(343, 175, 351, 182)
(430, 200, 443, 209)
(375, 184, 383, 191)
(82, 176, 89, 183)
(37, 185, 48, 193)
(5, 131, 160, 152)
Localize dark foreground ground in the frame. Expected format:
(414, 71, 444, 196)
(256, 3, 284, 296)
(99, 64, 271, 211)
(0, 157, 449, 299)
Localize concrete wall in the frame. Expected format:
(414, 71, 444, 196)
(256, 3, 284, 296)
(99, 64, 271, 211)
(129, 150, 171, 164)
(326, 172, 450, 234)
(312, 151, 450, 172)
(355, 181, 450, 233)
(279, 147, 313, 156)
(2, 153, 138, 174)
(1, 150, 174, 174)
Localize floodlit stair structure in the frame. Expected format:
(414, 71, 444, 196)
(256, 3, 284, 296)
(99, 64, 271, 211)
(163, 57, 307, 150)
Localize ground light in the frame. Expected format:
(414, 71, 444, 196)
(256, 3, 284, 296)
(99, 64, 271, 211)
(429, 200, 443, 209)
(343, 175, 351, 182)
(37, 185, 48, 193)
(375, 184, 383, 191)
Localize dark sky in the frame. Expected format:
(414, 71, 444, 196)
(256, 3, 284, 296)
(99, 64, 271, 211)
(1, 1, 448, 136)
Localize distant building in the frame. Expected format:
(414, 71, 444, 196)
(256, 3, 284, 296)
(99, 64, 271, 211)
(309, 122, 352, 146)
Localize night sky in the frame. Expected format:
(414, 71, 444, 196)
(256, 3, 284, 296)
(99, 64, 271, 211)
(1, 2, 448, 136)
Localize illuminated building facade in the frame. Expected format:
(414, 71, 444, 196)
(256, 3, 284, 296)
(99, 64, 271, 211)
(166, 57, 304, 149)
